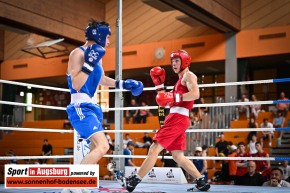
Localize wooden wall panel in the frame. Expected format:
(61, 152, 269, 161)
(242, 0, 290, 29)
(105, 0, 217, 47)
(0, 0, 106, 45)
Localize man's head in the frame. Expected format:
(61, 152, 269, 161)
(170, 50, 191, 73)
(219, 133, 225, 141)
(270, 167, 283, 182)
(85, 19, 111, 47)
(127, 141, 135, 151)
(255, 142, 263, 152)
(194, 146, 202, 156)
(247, 161, 256, 175)
(43, 139, 48, 145)
(238, 142, 246, 153)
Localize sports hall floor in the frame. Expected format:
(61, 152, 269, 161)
(0, 180, 289, 193)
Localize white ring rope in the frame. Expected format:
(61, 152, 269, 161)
(0, 154, 287, 161)
(1, 100, 289, 112)
(0, 155, 73, 160)
(1, 126, 289, 133)
(1, 78, 289, 93)
(0, 126, 73, 133)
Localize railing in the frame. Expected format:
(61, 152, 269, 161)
(186, 96, 239, 155)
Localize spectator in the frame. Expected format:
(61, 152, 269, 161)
(142, 132, 152, 148)
(253, 142, 271, 178)
(213, 133, 228, 169)
(63, 119, 72, 130)
(250, 94, 261, 119)
(192, 147, 208, 182)
(202, 144, 208, 157)
(123, 133, 133, 147)
(260, 118, 274, 147)
(199, 97, 209, 119)
(189, 111, 200, 128)
(238, 94, 250, 119)
(235, 142, 251, 179)
(279, 160, 290, 180)
(247, 117, 259, 142)
(262, 168, 290, 187)
(124, 141, 136, 167)
(6, 149, 17, 164)
(135, 132, 152, 150)
(273, 112, 285, 128)
(226, 145, 238, 184)
(105, 132, 114, 151)
(161, 150, 177, 167)
(138, 101, 152, 123)
(247, 134, 258, 155)
(235, 161, 266, 186)
(276, 91, 289, 117)
(125, 99, 139, 124)
(40, 139, 52, 164)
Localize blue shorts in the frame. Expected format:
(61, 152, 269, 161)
(66, 103, 103, 144)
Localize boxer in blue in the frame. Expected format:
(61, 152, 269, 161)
(66, 19, 143, 165)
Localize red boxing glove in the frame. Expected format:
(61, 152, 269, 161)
(150, 67, 166, 91)
(156, 92, 183, 107)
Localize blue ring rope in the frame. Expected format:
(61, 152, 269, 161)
(273, 78, 290, 83)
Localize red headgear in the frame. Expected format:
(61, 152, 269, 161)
(170, 50, 191, 71)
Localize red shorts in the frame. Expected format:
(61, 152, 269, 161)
(153, 113, 190, 151)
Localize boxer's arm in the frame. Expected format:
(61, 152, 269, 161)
(68, 49, 89, 91)
(181, 71, 200, 101)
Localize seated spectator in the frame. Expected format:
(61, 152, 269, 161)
(250, 94, 261, 119)
(253, 142, 271, 178)
(125, 99, 139, 124)
(235, 161, 266, 186)
(124, 141, 136, 167)
(262, 168, 290, 187)
(202, 144, 209, 157)
(63, 119, 72, 129)
(226, 145, 238, 184)
(161, 150, 177, 167)
(142, 132, 152, 148)
(279, 160, 290, 180)
(238, 94, 250, 119)
(192, 147, 208, 182)
(273, 112, 285, 128)
(276, 91, 289, 117)
(189, 111, 200, 128)
(235, 142, 251, 180)
(6, 149, 17, 164)
(105, 132, 114, 150)
(138, 101, 152, 123)
(39, 139, 52, 164)
(260, 118, 274, 147)
(247, 134, 258, 155)
(247, 117, 259, 142)
(135, 132, 152, 150)
(213, 133, 228, 169)
(123, 133, 133, 148)
(199, 97, 209, 120)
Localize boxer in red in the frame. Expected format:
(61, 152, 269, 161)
(119, 50, 210, 192)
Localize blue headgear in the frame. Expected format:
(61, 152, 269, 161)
(85, 21, 111, 47)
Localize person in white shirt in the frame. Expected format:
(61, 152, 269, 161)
(262, 168, 290, 187)
(279, 160, 290, 180)
(238, 94, 250, 119)
(260, 118, 274, 147)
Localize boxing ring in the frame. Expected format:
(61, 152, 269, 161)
(0, 77, 290, 193)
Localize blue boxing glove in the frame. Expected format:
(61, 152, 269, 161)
(116, 79, 144, 96)
(82, 44, 105, 75)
